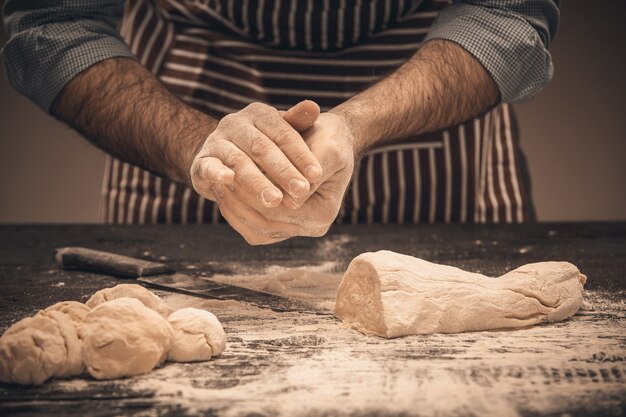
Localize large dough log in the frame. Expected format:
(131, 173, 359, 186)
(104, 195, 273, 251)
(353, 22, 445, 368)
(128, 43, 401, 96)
(334, 251, 587, 338)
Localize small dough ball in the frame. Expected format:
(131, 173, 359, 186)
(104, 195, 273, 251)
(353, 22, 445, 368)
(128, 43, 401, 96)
(80, 297, 172, 380)
(39, 301, 90, 332)
(167, 308, 226, 362)
(0, 311, 83, 385)
(86, 284, 172, 317)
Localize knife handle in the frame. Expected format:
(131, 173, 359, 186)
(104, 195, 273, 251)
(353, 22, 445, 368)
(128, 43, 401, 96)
(55, 247, 174, 278)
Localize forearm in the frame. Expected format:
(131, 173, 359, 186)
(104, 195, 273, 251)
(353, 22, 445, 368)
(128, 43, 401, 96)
(51, 58, 216, 184)
(331, 39, 499, 156)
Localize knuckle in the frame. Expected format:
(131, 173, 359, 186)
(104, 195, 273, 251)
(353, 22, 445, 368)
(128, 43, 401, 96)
(246, 102, 269, 113)
(272, 127, 298, 147)
(247, 176, 270, 193)
(291, 148, 315, 168)
(224, 152, 247, 168)
(203, 140, 221, 156)
(274, 164, 296, 182)
(249, 136, 272, 157)
(219, 113, 238, 128)
(325, 142, 344, 163)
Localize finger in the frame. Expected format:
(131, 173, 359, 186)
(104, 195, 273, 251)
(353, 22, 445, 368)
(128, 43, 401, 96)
(222, 183, 333, 235)
(253, 110, 323, 183)
(212, 141, 284, 208)
(228, 126, 312, 200)
(190, 156, 235, 200)
(281, 100, 320, 133)
(216, 187, 301, 245)
(192, 156, 235, 184)
(227, 180, 298, 222)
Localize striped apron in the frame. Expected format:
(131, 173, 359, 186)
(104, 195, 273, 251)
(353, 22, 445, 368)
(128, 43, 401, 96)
(102, 0, 534, 225)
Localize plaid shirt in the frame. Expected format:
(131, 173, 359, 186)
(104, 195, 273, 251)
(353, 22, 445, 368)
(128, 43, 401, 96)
(1, 0, 559, 113)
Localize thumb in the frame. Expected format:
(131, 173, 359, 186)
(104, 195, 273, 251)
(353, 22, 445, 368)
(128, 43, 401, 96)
(280, 100, 320, 133)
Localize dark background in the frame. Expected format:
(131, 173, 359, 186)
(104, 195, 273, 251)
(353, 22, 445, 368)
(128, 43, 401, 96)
(0, 1, 624, 223)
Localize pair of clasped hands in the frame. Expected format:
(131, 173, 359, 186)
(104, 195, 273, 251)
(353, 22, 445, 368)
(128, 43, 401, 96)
(190, 100, 356, 245)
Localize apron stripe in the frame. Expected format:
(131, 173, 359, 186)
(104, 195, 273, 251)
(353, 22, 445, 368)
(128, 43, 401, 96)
(486, 114, 499, 223)
(138, 170, 150, 224)
(140, 9, 162, 71)
(381, 151, 391, 224)
(417, 149, 426, 223)
(165, 182, 177, 224)
(100, 156, 112, 223)
(428, 147, 437, 223)
(211, 197, 220, 223)
(478, 114, 487, 222)
(503, 104, 525, 222)
(256, 0, 265, 40)
(288, 0, 297, 48)
(446, 127, 460, 222)
(411, 148, 420, 223)
(337, 0, 346, 49)
(107, 158, 119, 225)
(126, 166, 140, 224)
(181, 187, 192, 225)
(124, 0, 146, 47)
(151, 176, 162, 224)
(497, 106, 515, 223)
(494, 109, 513, 223)
(116, 162, 129, 224)
(242, 0, 250, 34)
(443, 131, 452, 223)
(350, 159, 361, 224)
(396, 150, 406, 223)
(458, 124, 468, 223)
(365, 154, 375, 224)
(271, 0, 281, 45)
(193, 193, 203, 224)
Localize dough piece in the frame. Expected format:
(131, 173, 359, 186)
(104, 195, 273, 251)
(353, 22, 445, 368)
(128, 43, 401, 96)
(167, 308, 226, 362)
(35, 310, 85, 377)
(0, 311, 84, 384)
(39, 301, 90, 332)
(334, 251, 587, 338)
(80, 297, 172, 379)
(86, 283, 172, 318)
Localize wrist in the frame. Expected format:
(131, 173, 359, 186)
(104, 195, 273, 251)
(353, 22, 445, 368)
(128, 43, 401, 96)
(170, 112, 217, 186)
(328, 104, 369, 159)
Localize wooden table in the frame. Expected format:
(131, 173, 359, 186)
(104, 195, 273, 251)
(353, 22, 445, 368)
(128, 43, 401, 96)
(1, 223, 625, 416)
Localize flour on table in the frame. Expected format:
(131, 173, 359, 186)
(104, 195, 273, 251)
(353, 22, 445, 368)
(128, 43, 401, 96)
(334, 250, 587, 338)
(212, 265, 342, 310)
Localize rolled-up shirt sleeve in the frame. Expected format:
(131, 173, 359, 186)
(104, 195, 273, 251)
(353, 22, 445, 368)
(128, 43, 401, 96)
(425, 0, 560, 103)
(2, 0, 136, 113)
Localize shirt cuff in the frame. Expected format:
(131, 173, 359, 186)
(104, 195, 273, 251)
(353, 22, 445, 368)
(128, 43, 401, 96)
(2, 20, 136, 113)
(425, 2, 554, 103)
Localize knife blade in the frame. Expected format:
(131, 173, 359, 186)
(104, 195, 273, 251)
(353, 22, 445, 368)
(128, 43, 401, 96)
(55, 246, 330, 315)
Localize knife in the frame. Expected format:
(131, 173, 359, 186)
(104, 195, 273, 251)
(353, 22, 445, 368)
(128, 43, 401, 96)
(54, 247, 329, 315)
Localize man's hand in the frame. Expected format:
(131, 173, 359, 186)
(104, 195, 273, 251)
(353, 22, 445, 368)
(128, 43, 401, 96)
(190, 100, 323, 208)
(212, 112, 356, 245)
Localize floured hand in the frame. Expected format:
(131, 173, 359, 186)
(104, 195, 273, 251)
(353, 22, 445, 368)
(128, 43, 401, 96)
(190, 100, 323, 208)
(213, 112, 356, 245)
